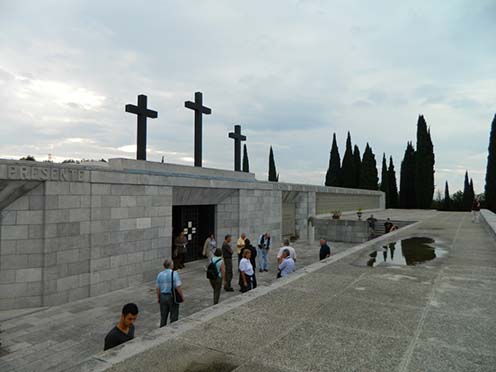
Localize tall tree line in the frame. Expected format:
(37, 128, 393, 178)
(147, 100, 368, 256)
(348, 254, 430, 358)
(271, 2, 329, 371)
(325, 132, 379, 191)
(398, 115, 435, 209)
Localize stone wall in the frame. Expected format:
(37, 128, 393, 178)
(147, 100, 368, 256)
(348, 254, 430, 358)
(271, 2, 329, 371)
(0, 158, 384, 310)
(239, 189, 282, 246)
(314, 218, 369, 243)
(481, 209, 496, 240)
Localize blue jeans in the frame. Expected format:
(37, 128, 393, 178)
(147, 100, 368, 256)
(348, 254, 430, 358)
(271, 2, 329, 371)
(258, 248, 269, 270)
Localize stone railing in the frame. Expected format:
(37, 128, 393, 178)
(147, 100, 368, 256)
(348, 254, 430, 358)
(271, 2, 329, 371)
(313, 218, 369, 243)
(481, 209, 496, 240)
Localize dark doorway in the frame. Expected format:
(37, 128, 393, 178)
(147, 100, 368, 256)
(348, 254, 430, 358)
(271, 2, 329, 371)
(172, 205, 215, 262)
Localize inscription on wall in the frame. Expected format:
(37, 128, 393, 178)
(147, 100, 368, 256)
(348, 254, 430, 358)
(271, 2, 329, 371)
(7, 165, 88, 182)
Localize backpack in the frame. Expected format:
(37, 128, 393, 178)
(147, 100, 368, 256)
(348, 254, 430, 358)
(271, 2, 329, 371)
(206, 258, 221, 280)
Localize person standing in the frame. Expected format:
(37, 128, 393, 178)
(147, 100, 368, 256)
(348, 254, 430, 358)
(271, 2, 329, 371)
(104, 303, 139, 351)
(277, 239, 296, 264)
(472, 198, 481, 223)
(240, 238, 258, 290)
(208, 248, 225, 305)
(236, 233, 246, 263)
(222, 235, 234, 292)
(239, 249, 255, 292)
(156, 259, 185, 327)
(384, 218, 393, 234)
(202, 233, 217, 259)
(257, 232, 272, 272)
(174, 232, 188, 269)
(277, 249, 295, 278)
(319, 239, 331, 260)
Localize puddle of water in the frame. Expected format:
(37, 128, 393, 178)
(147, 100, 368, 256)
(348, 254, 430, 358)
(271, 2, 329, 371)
(366, 237, 446, 267)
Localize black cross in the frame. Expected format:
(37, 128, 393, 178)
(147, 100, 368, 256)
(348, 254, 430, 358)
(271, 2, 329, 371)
(184, 92, 211, 167)
(228, 125, 246, 172)
(125, 94, 158, 161)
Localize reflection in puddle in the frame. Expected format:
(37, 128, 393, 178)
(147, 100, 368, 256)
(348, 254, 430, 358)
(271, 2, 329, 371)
(367, 237, 445, 267)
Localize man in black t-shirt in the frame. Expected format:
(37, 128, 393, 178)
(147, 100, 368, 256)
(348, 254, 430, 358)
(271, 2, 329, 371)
(319, 239, 331, 261)
(104, 303, 139, 351)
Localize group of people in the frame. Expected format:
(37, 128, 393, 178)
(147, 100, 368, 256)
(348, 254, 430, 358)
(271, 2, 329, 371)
(366, 214, 398, 238)
(104, 234, 335, 351)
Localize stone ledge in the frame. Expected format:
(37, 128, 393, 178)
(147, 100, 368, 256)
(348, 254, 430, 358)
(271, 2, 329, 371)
(481, 209, 496, 240)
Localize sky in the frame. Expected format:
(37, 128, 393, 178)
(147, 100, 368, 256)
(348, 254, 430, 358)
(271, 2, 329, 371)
(0, 0, 494, 194)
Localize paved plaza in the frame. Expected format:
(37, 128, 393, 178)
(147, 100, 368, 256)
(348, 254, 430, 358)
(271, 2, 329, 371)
(0, 239, 354, 372)
(2, 210, 496, 371)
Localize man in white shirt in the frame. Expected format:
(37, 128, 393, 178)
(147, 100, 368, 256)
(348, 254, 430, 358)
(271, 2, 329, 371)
(277, 239, 296, 264)
(278, 249, 295, 278)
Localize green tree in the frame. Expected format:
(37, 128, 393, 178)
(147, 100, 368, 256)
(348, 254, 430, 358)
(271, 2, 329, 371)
(415, 115, 435, 208)
(462, 171, 473, 211)
(242, 144, 250, 173)
(353, 145, 361, 188)
(380, 153, 389, 206)
(388, 156, 399, 208)
(268, 146, 279, 182)
(359, 143, 379, 190)
(470, 178, 475, 205)
(451, 190, 464, 211)
(325, 133, 341, 186)
(341, 132, 355, 188)
(444, 181, 451, 210)
(485, 114, 496, 212)
(399, 142, 416, 208)
(20, 155, 36, 161)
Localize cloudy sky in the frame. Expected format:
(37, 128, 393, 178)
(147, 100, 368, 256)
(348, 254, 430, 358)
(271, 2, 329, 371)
(0, 0, 494, 193)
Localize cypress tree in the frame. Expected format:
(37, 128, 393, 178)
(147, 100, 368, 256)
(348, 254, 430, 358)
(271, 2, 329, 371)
(444, 181, 451, 210)
(268, 146, 279, 182)
(380, 153, 390, 207)
(399, 142, 416, 209)
(242, 144, 250, 173)
(462, 171, 472, 211)
(388, 156, 399, 208)
(485, 114, 496, 212)
(415, 115, 435, 208)
(325, 133, 341, 186)
(353, 145, 361, 188)
(341, 132, 355, 188)
(359, 143, 379, 190)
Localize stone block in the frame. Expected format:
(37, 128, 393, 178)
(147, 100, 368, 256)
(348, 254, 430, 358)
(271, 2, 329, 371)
(68, 286, 89, 302)
(0, 210, 16, 225)
(91, 184, 111, 195)
(101, 195, 120, 207)
(4, 196, 29, 211)
(57, 249, 80, 264)
(16, 238, 43, 254)
(69, 208, 90, 222)
(91, 257, 111, 271)
(1, 241, 15, 256)
(137, 217, 151, 229)
(46, 209, 69, 224)
(44, 195, 59, 209)
(45, 182, 70, 195)
(0, 282, 29, 298)
(120, 218, 137, 231)
(44, 291, 69, 307)
(120, 195, 137, 207)
(15, 268, 42, 282)
(0, 269, 16, 283)
(28, 225, 43, 239)
(16, 210, 43, 225)
(91, 207, 111, 220)
(69, 182, 91, 195)
(91, 281, 110, 296)
(111, 207, 129, 219)
(56, 222, 81, 237)
(112, 184, 144, 195)
(28, 195, 44, 210)
(27, 254, 43, 267)
(59, 195, 81, 209)
(1, 225, 28, 240)
(128, 206, 146, 218)
(91, 195, 102, 208)
(110, 254, 128, 268)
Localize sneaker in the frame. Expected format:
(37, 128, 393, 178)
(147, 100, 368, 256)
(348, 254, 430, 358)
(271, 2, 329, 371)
(264, 269, 268, 272)
(259, 269, 263, 273)
(225, 288, 234, 292)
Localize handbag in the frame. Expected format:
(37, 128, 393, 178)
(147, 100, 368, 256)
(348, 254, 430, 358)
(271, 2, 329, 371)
(171, 271, 184, 304)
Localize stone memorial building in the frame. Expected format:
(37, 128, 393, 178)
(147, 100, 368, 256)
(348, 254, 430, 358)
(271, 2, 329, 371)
(0, 158, 384, 310)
